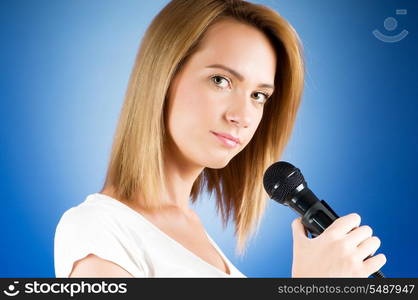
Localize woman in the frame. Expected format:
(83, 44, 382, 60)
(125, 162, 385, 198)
(54, 0, 386, 278)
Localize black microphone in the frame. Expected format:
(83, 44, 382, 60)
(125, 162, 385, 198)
(263, 161, 385, 278)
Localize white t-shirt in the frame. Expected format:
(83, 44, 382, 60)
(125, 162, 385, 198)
(54, 193, 247, 278)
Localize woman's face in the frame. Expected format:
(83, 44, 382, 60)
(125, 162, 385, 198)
(166, 19, 277, 169)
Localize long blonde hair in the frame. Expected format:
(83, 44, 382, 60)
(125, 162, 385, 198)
(101, 0, 304, 256)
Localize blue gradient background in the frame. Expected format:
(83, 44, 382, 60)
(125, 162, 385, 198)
(1, 0, 417, 277)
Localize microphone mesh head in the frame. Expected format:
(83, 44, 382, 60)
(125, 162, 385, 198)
(263, 161, 306, 204)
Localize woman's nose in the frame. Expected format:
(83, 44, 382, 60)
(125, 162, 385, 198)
(225, 93, 253, 129)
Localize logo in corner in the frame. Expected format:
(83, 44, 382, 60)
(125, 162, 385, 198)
(372, 9, 408, 43)
(3, 281, 20, 297)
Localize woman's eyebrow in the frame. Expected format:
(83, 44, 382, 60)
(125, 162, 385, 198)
(205, 63, 275, 90)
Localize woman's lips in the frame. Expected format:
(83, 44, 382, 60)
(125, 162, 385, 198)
(210, 131, 240, 143)
(211, 131, 239, 148)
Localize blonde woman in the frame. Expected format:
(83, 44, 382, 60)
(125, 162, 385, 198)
(54, 0, 386, 278)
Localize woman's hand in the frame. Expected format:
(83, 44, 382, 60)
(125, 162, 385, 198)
(291, 213, 387, 277)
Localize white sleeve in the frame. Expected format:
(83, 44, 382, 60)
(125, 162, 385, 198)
(54, 207, 147, 278)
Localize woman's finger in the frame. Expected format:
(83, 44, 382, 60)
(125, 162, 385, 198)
(357, 236, 381, 260)
(345, 225, 373, 246)
(363, 253, 387, 276)
(325, 213, 362, 237)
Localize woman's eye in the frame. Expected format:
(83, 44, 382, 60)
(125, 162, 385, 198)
(211, 75, 230, 89)
(211, 75, 270, 105)
(253, 92, 270, 104)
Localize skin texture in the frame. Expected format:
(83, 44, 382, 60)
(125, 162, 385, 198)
(69, 18, 277, 278)
(291, 213, 387, 277)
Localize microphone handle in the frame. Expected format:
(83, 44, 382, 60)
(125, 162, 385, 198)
(300, 199, 386, 278)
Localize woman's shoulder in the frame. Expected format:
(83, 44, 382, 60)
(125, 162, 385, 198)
(55, 193, 139, 242)
(54, 193, 149, 277)
(57, 194, 114, 228)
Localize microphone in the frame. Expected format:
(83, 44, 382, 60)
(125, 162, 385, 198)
(263, 161, 385, 278)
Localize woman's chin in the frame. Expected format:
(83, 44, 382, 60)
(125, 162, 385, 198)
(204, 157, 232, 169)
